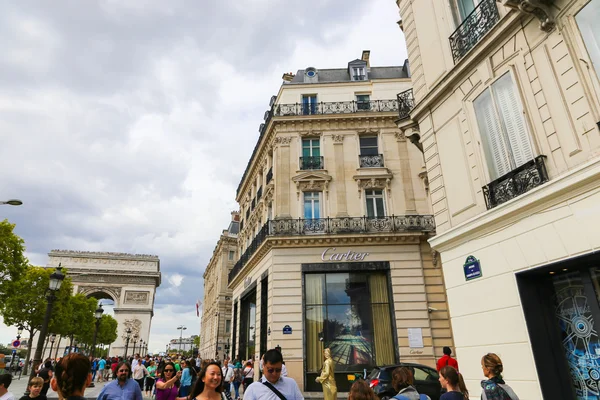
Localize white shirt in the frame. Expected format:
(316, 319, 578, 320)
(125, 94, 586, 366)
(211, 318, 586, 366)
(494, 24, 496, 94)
(0, 392, 15, 400)
(222, 364, 234, 382)
(281, 363, 288, 377)
(243, 376, 304, 400)
(131, 358, 140, 368)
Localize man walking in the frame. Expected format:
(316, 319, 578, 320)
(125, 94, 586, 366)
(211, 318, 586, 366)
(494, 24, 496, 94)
(436, 347, 459, 371)
(0, 374, 15, 400)
(221, 359, 234, 396)
(98, 357, 107, 382)
(97, 362, 143, 400)
(242, 349, 303, 400)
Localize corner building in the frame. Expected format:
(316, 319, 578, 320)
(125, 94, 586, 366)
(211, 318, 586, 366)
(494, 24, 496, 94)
(396, 0, 600, 398)
(228, 52, 454, 393)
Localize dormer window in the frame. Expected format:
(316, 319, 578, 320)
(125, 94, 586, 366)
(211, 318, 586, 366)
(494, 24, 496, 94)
(352, 67, 366, 81)
(348, 59, 368, 81)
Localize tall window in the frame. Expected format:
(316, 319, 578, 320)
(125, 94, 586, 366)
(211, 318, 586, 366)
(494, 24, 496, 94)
(228, 250, 235, 261)
(225, 319, 231, 333)
(455, 0, 476, 22)
(302, 94, 318, 115)
(302, 138, 320, 157)
(577, 1, 600, 79)
(304, 192, 321, 219)
(365, 190, 385, 218)
(356, 94, 371, 111)
(474, 72, 533, 180)
(352, 67, 366, 81)
(359, 136, 379, 156)
(304, 272, 395, 373)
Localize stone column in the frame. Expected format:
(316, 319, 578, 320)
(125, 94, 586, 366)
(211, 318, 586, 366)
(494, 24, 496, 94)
(274, 137, 292, 218)
(332, 134, 348, 216)
(396, 130, 417, 213)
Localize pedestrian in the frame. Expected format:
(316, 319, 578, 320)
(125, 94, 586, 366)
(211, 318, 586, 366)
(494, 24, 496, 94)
(50, 353, 92, 400)
(391, 366, 430, 400)
(19, 377, 47, 400)
(111, 358, 118, 381)
(155, 362, 181, 400)
(242, 349, 303, 400)
(145, 361, 157, 398)
(91, 358, 98, 382)
(37, 360, 53, 396)
(436, 347, 459, 372)
(97, 362, 143, 400)
(178, 360, 192, 397)
(242, 361, 254, 391)
(348, 380, 377, 400)
(133, 360, 149, 392)
(439, 366, 468, 400)
(98, 357, 107, 382)
(232, 361, 243, 400)
(0, 373, 15, 400)
(480, 353, 519, 400)
(189, 361, 231, 400)
(221, 359, 234, 398)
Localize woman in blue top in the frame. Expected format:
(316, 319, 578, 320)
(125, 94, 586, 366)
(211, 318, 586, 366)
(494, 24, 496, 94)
(179, 360, 193, 397)
(438, 366, 468, 400)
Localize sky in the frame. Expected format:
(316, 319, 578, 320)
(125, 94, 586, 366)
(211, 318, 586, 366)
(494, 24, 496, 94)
(0, 0, 408, 354)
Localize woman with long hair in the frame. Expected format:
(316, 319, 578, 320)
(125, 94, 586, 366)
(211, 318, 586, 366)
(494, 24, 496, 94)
(480, 353, 519, 400)
(189, 362, 232, 400)
(179, 360, 193, 397)
(155, 362, 181, 400)
(50, 353, 92, 400)
(391, 366, 431, 400)
(348, 380, 378, 400)
(439, 366, 468, 399)
(242, 361, 253, 391)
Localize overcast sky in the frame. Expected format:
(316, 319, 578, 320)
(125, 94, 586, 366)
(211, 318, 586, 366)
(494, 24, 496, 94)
(0, 0, 407, 354)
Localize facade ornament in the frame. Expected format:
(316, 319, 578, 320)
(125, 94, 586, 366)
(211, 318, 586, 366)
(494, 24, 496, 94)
(432, 250, 439, 267)
(357, 128, 380, 136)
(354, 175, 393, 198)
(292, 172, 332, 200)
(299, 130, 322, 137)
(274, 136, 293, 147)
(121, 318, 142, 341)
(331, 134, 344, 143)
(498, 0, 555, 32)
(419, 169, 430, 193)
(77, 285, 122, 302)
(394, 131, 406, 142)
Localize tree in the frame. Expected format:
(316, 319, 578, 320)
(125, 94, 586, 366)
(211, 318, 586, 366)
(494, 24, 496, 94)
(78, 314, 118, 349)
(62, 294, 97, 352)
(0, 220, 28, 303)
(0, 266, 73, 373)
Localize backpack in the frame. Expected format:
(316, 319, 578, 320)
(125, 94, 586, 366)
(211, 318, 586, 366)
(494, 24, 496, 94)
(393, 395, 429, 400)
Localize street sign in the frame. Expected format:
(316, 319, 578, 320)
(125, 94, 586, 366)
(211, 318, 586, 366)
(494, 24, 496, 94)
(463, 256, 482, 281)
(12, 349, 16, 355)
(12, 340, 20, 348)
(283, 325, 292, 335)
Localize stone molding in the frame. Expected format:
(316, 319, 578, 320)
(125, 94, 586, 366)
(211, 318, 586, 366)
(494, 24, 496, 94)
(331, 134, 344, 143)
(50, 250, 158, 260)
(273, 136, 293, 147)
(292, 171, 333, 200)
(353, 175, 393, 198)
(299, 130, 322, 137)
(121, 318, 142, 341)
(77, 285, 122, 302)
(124, 291, 149, 305)
(498, 0, 555, 32)
(357, 128, 380, 136)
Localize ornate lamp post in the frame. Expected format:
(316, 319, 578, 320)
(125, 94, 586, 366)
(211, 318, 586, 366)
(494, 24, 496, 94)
(26, 265, 65, 394)
(124, 328, 132, 357)
(177, 325, 187, 355)
(139, 339, 144, 356)
(47, 334, 56, 361)
(132, 334, 139, 356)
(88, 305, 103, 388)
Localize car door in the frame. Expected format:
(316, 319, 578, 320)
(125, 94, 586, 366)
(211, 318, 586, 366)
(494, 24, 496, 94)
(412, 366, 441, 400)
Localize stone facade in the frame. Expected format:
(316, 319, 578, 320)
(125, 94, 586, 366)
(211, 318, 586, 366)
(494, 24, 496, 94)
(396, 0, 600, 398)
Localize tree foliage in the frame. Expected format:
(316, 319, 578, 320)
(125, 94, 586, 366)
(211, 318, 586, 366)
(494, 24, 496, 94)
(0, 220, 29, 301)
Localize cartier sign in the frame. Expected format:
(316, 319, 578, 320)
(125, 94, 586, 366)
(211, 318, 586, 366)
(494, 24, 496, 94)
(321, 247, 370, 262)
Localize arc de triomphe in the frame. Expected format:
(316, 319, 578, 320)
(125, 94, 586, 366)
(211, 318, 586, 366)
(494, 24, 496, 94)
(47, 250, 161, 357)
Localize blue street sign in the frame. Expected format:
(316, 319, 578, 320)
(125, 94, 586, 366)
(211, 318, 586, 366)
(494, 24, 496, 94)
(283, 325, 292, 335)
(464, 256, 482, 281)
(12, 340, 20, 348)
(12, 349, 16, 354)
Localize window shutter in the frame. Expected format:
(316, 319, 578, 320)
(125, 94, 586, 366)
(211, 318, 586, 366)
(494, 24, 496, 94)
(474, 89, 512, 179)
(493, 73, 533, 169)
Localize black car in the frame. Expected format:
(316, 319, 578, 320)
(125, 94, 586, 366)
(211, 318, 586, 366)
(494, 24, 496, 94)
(367, 363, 441, 400)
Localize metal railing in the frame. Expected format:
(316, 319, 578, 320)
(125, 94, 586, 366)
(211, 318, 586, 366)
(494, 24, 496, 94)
(482, 156, 549, 209)
(359, 154, 385, 168)
(397, 89, 415, 120)
(449, 0, 500, 63)
(300, 156, 324, 170)
(228, 215, 436, 283)
(274, 99, 399, 117)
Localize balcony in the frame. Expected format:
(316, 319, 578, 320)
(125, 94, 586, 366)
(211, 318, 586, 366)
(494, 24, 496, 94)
(482, 155, 549, 209)
(449, 0, 500, 63)
(274, 99, 399, 117)
(397, 89, 415, 120)
(359, 154, 385, 168)
(300, 156, 324, 170)
(228, 215, 436, 283)
(266, 167, 273, 184)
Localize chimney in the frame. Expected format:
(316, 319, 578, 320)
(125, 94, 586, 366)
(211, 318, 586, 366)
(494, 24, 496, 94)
(282, 72, 295, 82)
(362, 50, 370, 68)
(231, 211, 240, 222)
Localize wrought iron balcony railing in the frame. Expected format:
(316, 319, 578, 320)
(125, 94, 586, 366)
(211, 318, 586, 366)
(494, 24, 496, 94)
(482, 155, 549, 209)
(266, 167, 273, 184)
(397, 89, 415, 120)
(300, 156, 324, 170)
(274, 99, 399, 117)
(449, 0, 500, 63)
(228, 215, 436, 283)
(359, 154, 385, 168)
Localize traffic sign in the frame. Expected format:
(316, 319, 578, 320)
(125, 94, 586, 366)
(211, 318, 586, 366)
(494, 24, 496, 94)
(12, 340, 20, 348)
(11, 349, 16, 355)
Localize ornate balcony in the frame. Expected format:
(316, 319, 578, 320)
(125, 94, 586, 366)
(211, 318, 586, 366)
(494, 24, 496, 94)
(266, 167, 273, 184)
(397, 89, 414, 120)
(359, 154, 385, 168)
(449, 0, 500, 63)
(228, 215, 436, 283)
(274, 99, 399, 117)
(300, 156, 324, 170)
(482, 155, 549, 209)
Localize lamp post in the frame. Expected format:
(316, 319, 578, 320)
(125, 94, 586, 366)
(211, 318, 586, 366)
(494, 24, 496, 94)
(10, 326, 23, 372)
(26, 265, 65, 394)
(47, 334, 56, 361)
(0, 199, 22, 206)
(87, 305, 103, 388)
(177, 325, 187, 355)
(132, 334, 139, 356)
(139, 339, 144, 356)
(124, 328, 132, 357)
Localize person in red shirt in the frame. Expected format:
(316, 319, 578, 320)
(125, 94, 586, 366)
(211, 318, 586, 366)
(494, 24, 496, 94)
(436, 347, 459, 372)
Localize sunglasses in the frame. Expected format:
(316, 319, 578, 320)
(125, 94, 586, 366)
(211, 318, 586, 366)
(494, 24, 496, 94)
(164, 369, 175, 372)
(266, 368, 282, 373)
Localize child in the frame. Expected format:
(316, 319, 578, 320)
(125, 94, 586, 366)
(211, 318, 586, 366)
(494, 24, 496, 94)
(19, 377, 47, 400)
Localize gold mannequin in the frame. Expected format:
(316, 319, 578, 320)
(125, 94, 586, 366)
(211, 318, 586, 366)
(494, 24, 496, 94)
(316, 348, 337, 400)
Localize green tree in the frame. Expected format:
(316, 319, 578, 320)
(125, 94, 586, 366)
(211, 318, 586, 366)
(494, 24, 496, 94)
(1, 266, 73, 374)
(78, 314, 118, 348)
(63, 294, 97, 351)
(0, 220, 28, 303)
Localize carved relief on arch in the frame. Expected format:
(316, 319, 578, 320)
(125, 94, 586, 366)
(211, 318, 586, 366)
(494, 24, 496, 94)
(78, 286, 122, 304)
(121, 318, 142, 341)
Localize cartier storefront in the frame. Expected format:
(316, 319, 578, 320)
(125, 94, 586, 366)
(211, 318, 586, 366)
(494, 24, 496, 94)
(229, 237, 453, 393)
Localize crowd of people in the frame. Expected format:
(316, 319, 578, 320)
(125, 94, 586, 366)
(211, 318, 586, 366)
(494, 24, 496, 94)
(0, 348, 518, 400)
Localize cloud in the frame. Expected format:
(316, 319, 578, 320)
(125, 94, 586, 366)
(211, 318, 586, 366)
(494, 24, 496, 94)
(0, 0, 407, 349)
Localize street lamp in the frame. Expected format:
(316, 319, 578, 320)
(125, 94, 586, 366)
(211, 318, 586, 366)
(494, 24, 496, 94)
(0, 199, 22, 206)
(27, 265, 65, 393)
(88, 304, 103, 388)
(177, 325, 187, 355)
(139, 339, 144, 356)
(10, 326, 23, 372)
(132, 334, 139, 356)
(48, 334, 56, 362)
(124, 328, 132, 357)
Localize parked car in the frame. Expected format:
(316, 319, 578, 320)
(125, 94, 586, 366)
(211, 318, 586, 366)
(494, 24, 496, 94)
(367, 363, 441, 400)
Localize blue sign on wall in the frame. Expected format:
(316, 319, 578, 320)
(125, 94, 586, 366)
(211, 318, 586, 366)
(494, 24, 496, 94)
(283, 325, 292, 335)
(464, 256, 482, 281)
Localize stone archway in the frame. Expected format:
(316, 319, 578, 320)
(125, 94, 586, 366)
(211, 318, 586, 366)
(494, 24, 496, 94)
(47, 250, 161, 357)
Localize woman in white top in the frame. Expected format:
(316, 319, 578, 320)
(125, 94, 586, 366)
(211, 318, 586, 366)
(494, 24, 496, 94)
(133, 362, 149, 391)
(242, 361, 254, 391)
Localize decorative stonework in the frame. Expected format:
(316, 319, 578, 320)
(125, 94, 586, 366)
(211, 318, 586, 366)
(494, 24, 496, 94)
(299, 130, 322, 137)
(432, 250, 439, 268)
(124, 291, 149, 305)
(331, 134, 344, 143)
(274, 136, 293, 147)
(419, 170, 430, 193)
(77, 285, 122, 302)
(499, 0, 555, 32)
(71, 274, 158, 286)
(292, 172, 333, 200)
(394, 131, 406, 142)
(353, 175, 393, 198)
(121, 318, 142, 340)
(357, 128, 380, 136)
(51, 250, 159, 260)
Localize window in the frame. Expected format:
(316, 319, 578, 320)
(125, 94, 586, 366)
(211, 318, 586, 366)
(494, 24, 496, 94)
(455, 0, 476, 22)
(359, 136, 379, 156)
(365, 190, 385, 218)
(303, 192, 321, 219)
(356, 94, 371, 111)
(228, 251, 235, 261)
(304, 272, 395, 373)
(225, 319, 231, 333)
(352, 67, 366, 81)
(576, 1, 600, 79)
(302, 138, 320, 157)
(474, 72, 533, 180)
(302, 95, 318, 115)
